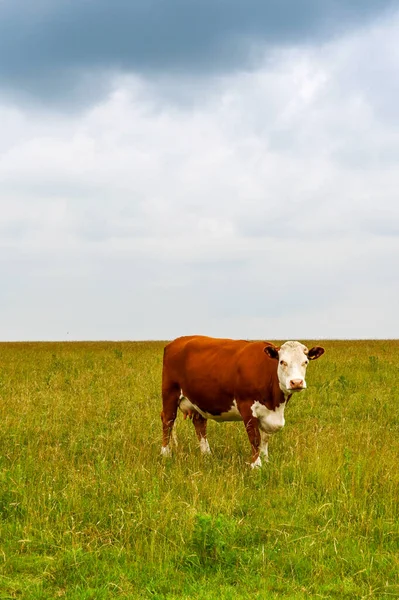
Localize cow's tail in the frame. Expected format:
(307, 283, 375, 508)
(162, 340, 181, 450)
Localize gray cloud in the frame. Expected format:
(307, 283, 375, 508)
(0, 0, 396, 104)
(1, 9, 399, 340)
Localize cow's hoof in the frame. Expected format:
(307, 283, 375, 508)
(161, 446, 172, 457)
(251, 457, 262, 469)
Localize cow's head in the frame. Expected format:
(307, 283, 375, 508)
(264, 341, 324, 395)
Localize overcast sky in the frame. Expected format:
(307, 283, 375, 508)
(1, 0, 399, 341)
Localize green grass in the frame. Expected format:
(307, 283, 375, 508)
(0, 340, 398, 599)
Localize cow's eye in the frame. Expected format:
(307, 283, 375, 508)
(302, 361, 309, 367)
(280, 360, 288, 367)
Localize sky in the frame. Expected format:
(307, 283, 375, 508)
(1, 0, 399, 341)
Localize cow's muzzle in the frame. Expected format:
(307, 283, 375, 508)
(289, 379, 305, 390)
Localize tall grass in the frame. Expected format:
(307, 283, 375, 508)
(0, 340, 398, 599)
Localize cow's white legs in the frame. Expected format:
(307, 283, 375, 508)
(193, 412, 211, 454)
(260, 430, 270, 462)
(160, 425, 178, 456)
(161, 445, 172, 457)
(239, 400, 263, 468)
(199, 437, 211, 454)
(251, 455, 262, 469)
(251, 433, 270, 468)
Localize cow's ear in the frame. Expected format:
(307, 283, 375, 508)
(307, 346, 325, 360)
(264, 345, 279, 360)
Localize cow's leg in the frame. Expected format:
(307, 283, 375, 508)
(161, 383, 180, 457)
(192, 412, 211, 454)
(238, 401, 262, 468)
(260, 430, 270, 462)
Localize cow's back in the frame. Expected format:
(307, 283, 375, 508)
(162, 335, 249, 406)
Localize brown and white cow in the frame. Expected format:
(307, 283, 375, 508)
(161, 335, 324, 467)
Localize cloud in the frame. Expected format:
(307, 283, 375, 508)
(0, 0, 396, 104)
(1, 10, 399, 339)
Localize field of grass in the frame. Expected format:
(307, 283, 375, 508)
(0, 340, 398, 599)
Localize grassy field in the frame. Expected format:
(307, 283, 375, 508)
(0, 340, 398, 599)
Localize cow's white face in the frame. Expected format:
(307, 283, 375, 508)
(264, 341, 324, 396)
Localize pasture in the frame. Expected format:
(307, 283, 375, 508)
(0, 340, 398, 599)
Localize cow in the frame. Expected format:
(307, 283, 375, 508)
(161, 335, 324, 467)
